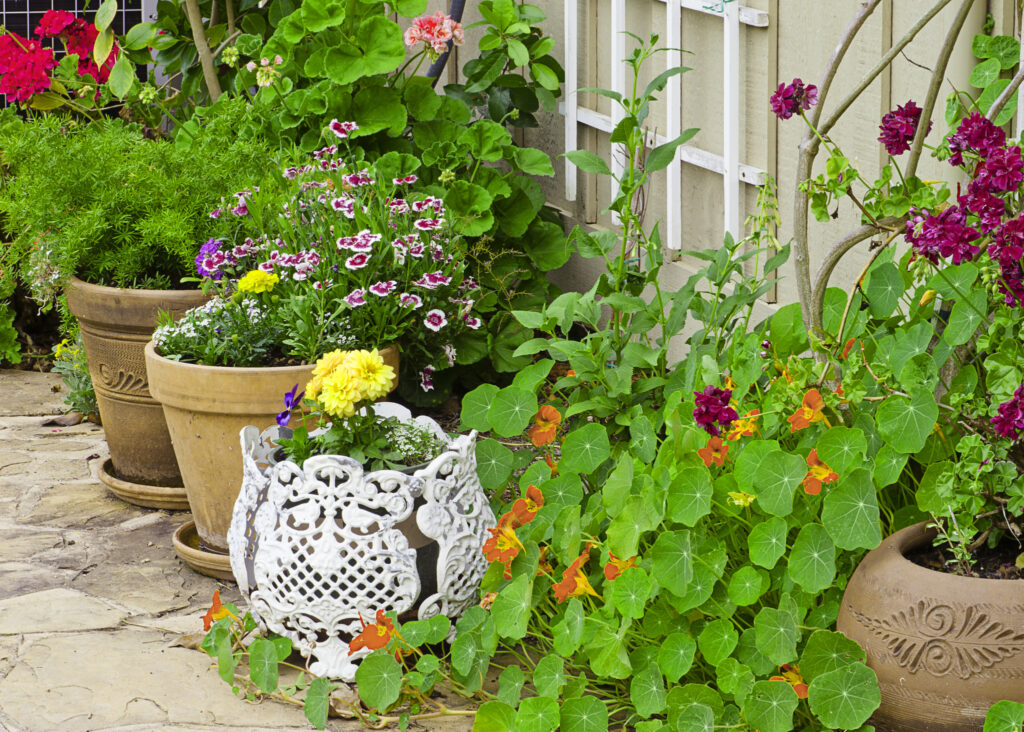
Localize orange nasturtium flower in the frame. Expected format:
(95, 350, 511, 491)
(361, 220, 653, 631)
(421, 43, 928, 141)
(528, 405, 562, 447)
(348, 610, 395, 656)
(202, 590, 237, 631)
(698, 437, 729, 467)
(725, 409, 761, 441)
(604, 551, 639, 581)
(544, 453, 559, 476)
(802, 449, 838, 495)
(479, 592, 498, 610)
(770, 663, 809, 699)
(553, 547, 601, 603)
(482, 513, 525, 578)
(511, 484, 545, 525)
(787, 389, 826, 432)
(841, 338, 857, 360)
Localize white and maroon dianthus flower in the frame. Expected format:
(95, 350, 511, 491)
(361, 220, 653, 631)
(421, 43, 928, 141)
(408, 243, 426, 258)
(463, 315, 482, 329)
(415, 218, 443, 231)
(344, 289, 366, 307)
(389, 199, 410, 215)
(328, 119, 358, 139)
(345, 253, 371, 270)
(313, 279, 333, 290)
(399, 292, 423, 309)
(369, 280, 397, 296)
(424, 309, 448, 331)
(231, 202, 249, 216)
(343, 172, 374, 187)
(209, 207, 222, 219)
(282, 167, 298, 180)
(420, 365, 435, 392)
(443, 344, 457, 366)
(393, 175, 418, 185)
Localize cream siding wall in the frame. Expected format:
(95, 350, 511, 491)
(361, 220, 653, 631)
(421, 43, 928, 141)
(442, 1, 1018, 334)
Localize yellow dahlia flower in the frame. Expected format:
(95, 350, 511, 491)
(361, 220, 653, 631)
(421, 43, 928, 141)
(237, 270, 279, 293)
(319, 365, 361, 418)
(344, 349, 395, 402)
(306, 349, 350, 400)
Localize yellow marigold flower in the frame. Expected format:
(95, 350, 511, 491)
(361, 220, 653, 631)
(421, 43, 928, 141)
(319, 365, 361, 418)
(237, 270, 279, 293)
(344, 349, 395, 402)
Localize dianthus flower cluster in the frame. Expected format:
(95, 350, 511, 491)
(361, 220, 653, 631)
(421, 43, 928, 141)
(693, 386, 738, 437)
(877, 100, 930, 156)
(403, 12, 465, 56)
(992, 385, 1024, 438)
(770, 78, 817, 120)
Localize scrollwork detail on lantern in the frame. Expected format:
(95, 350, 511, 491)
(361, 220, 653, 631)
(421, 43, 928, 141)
(228, 404, 495, 681)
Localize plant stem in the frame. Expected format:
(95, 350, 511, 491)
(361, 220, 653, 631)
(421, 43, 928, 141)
(184, 0, 223, 102)
(906, 0, 976, 178)
(987, 64, 1024, 123)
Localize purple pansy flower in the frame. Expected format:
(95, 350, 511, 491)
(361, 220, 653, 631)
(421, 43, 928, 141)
(276, 383, 305, 427)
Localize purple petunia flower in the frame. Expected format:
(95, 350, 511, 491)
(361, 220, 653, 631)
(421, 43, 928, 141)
(770, 78, 818, 120)
(692, 386, 738, 437)
(992, 385, 1024, 438)
(878, 101, 930, 156)
(276, 383, 305, 427)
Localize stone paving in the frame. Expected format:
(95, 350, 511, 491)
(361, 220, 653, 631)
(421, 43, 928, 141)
(0, 371, 473, 731)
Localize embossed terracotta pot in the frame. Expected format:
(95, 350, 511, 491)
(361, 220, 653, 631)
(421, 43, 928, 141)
(837, 522, 1024, 732)
(144, 343, 398, 555)
(65, 277, 208, 507)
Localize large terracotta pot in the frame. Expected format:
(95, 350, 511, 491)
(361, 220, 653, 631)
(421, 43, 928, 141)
(144, 342, 399, 554)
(65, 277, 208, 508)
(837, 522, 1024, 731)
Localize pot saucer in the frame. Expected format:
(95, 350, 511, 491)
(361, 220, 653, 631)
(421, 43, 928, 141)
(98, 458, 190, 510)
(172, 520, 235, 582)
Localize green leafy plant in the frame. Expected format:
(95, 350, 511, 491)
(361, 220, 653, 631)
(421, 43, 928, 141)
(0, 101, 272, 315)
(51, 334, 97, 418)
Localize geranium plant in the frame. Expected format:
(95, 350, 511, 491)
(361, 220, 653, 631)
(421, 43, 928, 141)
(155, 120, 481, 390)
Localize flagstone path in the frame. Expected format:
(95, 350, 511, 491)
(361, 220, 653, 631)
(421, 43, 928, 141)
(0, 370, 473, 731)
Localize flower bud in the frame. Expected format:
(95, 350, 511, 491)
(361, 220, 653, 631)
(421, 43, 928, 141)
(919, 289, 937, 307)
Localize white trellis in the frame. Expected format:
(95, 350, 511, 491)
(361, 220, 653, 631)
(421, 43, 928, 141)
(563, 0, 769, 247)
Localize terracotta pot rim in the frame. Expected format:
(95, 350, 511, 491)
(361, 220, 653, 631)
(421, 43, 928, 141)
(877, 521, 1023, 591)
(144, 340, 314, 376)
(67, 275, 205, 299)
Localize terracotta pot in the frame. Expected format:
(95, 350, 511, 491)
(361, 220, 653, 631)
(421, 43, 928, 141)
(144, 342, 399, 553)
(64, 277, 208, 507)
(837, 522, 1024, 731)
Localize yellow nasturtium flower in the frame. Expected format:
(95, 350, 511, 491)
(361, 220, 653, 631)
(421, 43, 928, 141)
(237, 270, 279, 293)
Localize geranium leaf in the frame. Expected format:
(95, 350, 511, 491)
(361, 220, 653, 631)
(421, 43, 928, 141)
(697, 618, 738, 667)
(657, 632, 696, 682)
(559, 695, 608, 732)
(799, 630, 866, 682)
(748, 516, 788, 569)
(807, 662, 881, 729)
(354, 652, 402, 710)
(742, 680, 799, 732)
(822, 468, 882, 550)
(788, 523, 836, 593)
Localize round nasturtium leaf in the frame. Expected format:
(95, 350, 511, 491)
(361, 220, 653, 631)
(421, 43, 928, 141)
(807, 662, 881, 729)
(474, 438, 513, 493)
(629, 662, 668, 718)
(787, 523, 836, 593)
(875, 391, 939, 454)
(559, 422, 611, 474)
(697, 618, 739, 667)
(742, 680, 799, 732)
(461, 383, 499, 431)
(814, 426, 867, 478)
(667, 466, 714, 526)
(516, 696, 560, 732)
(748, 516, 788, 569)
(798, 630, 866, 683)
(821, 468, 882, 551)
(674, 703, 714, 732)
(753, 607, 798, 665)
(651, 530, 693, 598)
(727, 565, 769, 606)
(611, 567, 652, 619)
(559, 695, 608, 732)
(354, 651, 402, 710)
(487, 387, 537, 437)
(533, 655, 565, 699)
(658, 632, 697, 682)
(872, 443, 907, 488)
(715, 657, 754, 702)
(754, 450, 806, 517)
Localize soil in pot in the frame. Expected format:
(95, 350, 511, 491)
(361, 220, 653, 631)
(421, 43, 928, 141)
(907, 537, 1024, 580)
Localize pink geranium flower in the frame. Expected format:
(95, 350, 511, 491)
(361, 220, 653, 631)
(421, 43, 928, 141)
(405, 12, 465, 56)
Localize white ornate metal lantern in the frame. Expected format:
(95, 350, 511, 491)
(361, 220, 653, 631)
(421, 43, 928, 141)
(228, 403, 495, 680)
